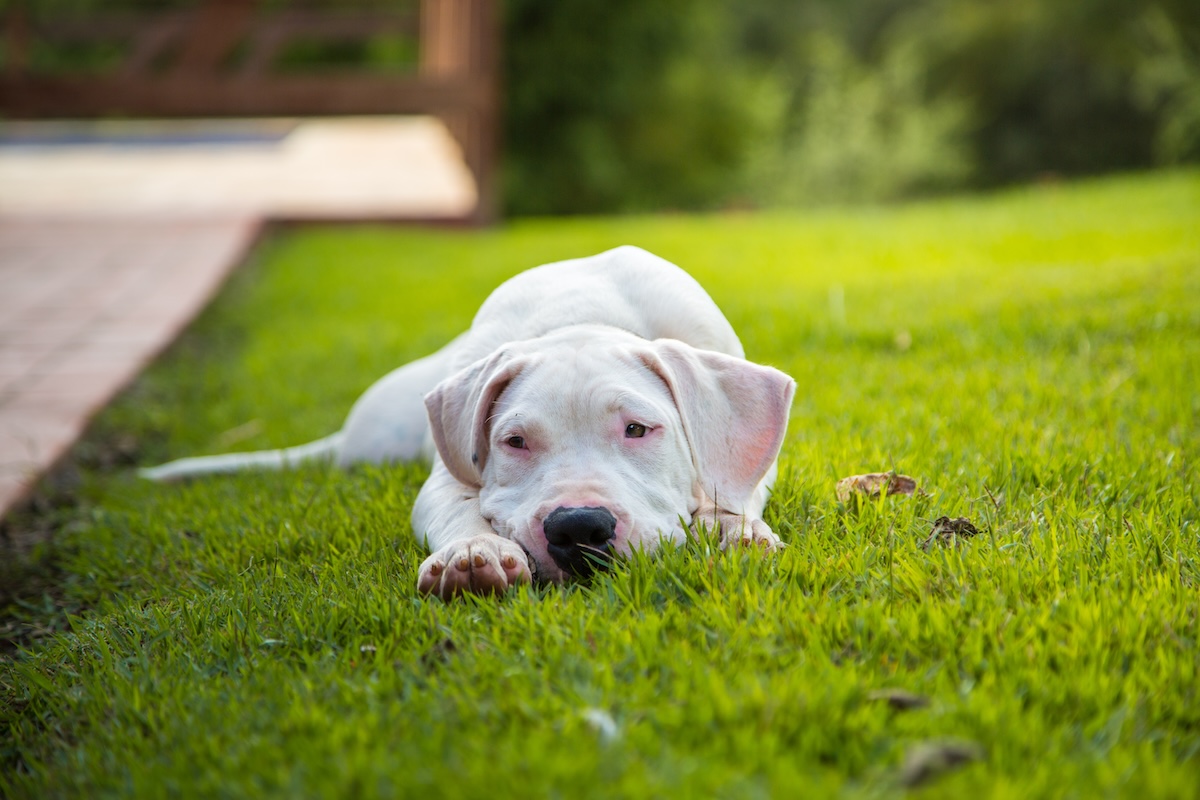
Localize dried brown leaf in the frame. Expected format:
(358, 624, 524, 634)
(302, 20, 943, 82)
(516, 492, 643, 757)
(922, 516, 981, 550)
(900, 739, 984, 787)
(836, 472, 918, 502)
(867, 688, 931, 711)
(419, 637, 458, 668)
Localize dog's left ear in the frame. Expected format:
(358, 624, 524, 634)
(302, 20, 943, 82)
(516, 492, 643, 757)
(425, 350, 528, 487)
(642, 340, 795, 514)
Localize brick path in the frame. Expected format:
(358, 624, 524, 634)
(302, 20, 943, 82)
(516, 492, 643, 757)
(0, 218, 259, 514)
(0, 117, 475, 219)
(0, 116, 474, 517)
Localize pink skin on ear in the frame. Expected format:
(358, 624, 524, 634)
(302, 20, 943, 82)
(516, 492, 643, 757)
(640, 340, 795, 515)
(424, 351, 531, 487)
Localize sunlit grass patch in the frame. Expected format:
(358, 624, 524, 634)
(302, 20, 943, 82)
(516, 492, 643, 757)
(2, 170, 1198, 798)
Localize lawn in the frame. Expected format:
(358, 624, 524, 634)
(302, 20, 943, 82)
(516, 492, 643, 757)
(2, 170, 1198, 798)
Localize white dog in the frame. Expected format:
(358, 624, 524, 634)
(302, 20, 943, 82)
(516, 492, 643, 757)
(142, 247, 796, 598)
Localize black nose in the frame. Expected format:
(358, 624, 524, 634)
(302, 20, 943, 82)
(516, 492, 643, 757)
(544, 506, 617, 576)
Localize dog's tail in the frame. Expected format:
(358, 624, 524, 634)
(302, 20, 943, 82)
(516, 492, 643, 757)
(138, 432, 344, 482)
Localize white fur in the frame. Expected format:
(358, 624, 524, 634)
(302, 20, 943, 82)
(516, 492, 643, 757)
(142, 247, 796, 597)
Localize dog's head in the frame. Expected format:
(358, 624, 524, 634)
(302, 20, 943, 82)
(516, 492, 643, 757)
(424, 326, 795, 582)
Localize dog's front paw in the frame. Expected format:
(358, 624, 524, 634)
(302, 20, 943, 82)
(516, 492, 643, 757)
(719, 516, 782, 551)
(694, 508, 782, 552)
(417, 534, 532, 600)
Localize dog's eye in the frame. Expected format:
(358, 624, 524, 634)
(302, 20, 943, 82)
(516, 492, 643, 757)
(506, 435, 526, 449)
(625, 422, 647, 439)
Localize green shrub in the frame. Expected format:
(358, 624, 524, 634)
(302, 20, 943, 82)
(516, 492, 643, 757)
(502, 0, 774, 214)
(749, 32, 974, 206)
(502, 0, 1200, 212)
(1134, 7, 1200, 164)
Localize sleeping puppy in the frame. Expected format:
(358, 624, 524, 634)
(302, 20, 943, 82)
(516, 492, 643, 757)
(142, 246, 795, 598)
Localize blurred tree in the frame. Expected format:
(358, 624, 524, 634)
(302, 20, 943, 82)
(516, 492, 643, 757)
(743, 24, 974, 205)
(917, 0, 1156, 182)
(502, 0, 1199, 212)
(1133, 5, 1200, 164)
(502, 0, 776, 214)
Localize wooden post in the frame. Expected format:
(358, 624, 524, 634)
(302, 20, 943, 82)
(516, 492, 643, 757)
(3, 0, 30, 76)
(421, 0, 499, 223)
(173, 0, 256, 75)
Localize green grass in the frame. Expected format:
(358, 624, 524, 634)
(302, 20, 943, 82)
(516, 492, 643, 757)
(2, 170, 1199, 798)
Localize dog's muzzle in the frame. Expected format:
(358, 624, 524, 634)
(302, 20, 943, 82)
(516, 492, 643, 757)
(543, 506, 617, 576)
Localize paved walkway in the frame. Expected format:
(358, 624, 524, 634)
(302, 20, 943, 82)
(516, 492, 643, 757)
(0, 117, 475, 219)
(0, 116, 475, 518)
(0, 218, 259, 514)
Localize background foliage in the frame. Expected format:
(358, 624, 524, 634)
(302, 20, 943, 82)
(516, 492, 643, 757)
(503, 0, 1200, 213)
(9, 0, 1199, 213)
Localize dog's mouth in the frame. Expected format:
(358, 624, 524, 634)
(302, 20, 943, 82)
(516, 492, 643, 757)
(546, 540, 614, 578)
(540, 505, 619, 579)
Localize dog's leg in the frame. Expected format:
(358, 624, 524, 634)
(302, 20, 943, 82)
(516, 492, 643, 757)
(411, 461, 532, 599)
(337, 344, 458, 467)
(692, 462, 782, 551)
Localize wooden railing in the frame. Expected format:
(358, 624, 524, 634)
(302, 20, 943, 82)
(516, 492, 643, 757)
(0, 0, 500, 222)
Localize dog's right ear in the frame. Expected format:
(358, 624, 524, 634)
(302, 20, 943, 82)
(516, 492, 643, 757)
(639, 339, 795, 515)
(425, 350, 527, 487)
